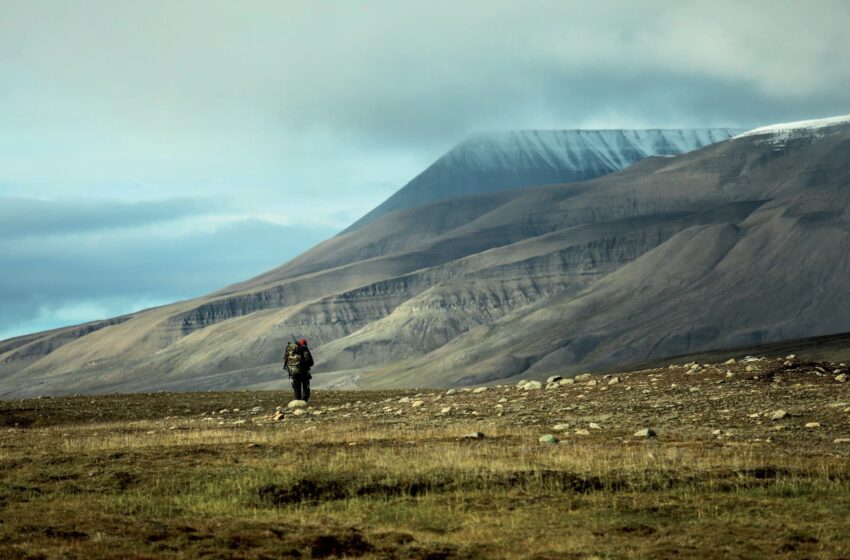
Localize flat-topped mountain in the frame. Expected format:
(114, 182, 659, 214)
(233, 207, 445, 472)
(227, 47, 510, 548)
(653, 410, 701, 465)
(346, 128, 741, 230)
(2, 117, 848, 397)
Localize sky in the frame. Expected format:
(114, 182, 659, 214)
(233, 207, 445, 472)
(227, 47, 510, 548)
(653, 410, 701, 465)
(1, 0, 849, 340)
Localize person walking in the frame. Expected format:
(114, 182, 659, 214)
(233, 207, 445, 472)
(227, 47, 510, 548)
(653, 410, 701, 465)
(283, 338, 314, 402)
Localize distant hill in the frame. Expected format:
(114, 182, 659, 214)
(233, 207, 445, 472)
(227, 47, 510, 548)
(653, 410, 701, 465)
(3, 116, 850, 397)
(346, 128, 741, 230)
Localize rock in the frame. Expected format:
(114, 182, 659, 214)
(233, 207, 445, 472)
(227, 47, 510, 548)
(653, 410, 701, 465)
(232, 420, 246, 425)
(439, 407, 452, 414)
(553, 423, 570, 431)
(771, 410, 788, 421)
(398, 397, 411, 403)
(745, 365, 757, 372)
(689, 387, 700, 393)
(472, 387, 488, 393)
(462, 432, 485, 439)
(726, 371, 734, 378)
(291, 409, 307, 416)
(834, 438, 850, 444)
(272, 411, 285, 421)
(633, 428, 657, 438)
(498, 397, 508, 403)
(836, 374, 848, 383)
(445, 389, 456, 395)
(804, 422, 821, 429)
(545, 382, 560, 390)
(785, 354, 796, 361)
(219, 409, 230, 414)
(287, 400, 308, 409)
(539, 434, 559, 444)
(574, 429, 590, 436)
(558, 378, 575, 386)
(250, 406, 263, 413)
(748, 413, 760, 418)
(411, 400, 424, 408)
(586, 380, 598, 387)
(546, 375, 563, 384)
(522, 381, 543, 390)
(516, 380, 529, 388)
(589, 422, 601, 430)
(574, 374, 592, 381)
(724, 358, 737, 365)
(608, 377, 620, 385)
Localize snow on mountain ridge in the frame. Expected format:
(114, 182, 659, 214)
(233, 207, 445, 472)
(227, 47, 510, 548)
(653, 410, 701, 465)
(736, 114, 850, 140)
(449, 129, 742, 173)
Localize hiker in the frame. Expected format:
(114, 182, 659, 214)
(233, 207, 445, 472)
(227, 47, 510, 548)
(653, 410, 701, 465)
(283, 338, 314, 402)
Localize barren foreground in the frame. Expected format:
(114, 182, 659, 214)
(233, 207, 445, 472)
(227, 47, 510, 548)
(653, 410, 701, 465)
(2, 356, 850, 559)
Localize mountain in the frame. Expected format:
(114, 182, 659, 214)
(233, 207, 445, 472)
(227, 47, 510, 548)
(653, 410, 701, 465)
(346, 129, 741, 230)
(2, 116, 849, 397)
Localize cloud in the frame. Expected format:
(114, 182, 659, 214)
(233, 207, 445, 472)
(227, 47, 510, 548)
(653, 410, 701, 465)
(0, 217, 337, 339)
(0, 197, 219, 239)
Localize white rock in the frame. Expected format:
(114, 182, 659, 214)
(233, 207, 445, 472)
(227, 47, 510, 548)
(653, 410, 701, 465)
(608, 377, 620, 385)
(522, 381, 543, 390)
(462, 432, 485, 439)
(411, 400, 424, 408)
(439, 407, 452, 414)
(785, 354, 797, 361)
(516, 380, 529, 388)
(633, 428, 657, 438)
(545, 382, 560, 390)
(724, 359, 737, 365)
(805, 422, 821, 429)
(574, 374, 592, 381)
(574, 429, 590, 436)
(771, 410, 788, 421)
(398, 397, 411, 403)
(834, 438, 850, 444)
(291, 409, 307, 416)
(446, 389, 456, 395)
(287, 400, 308, 409)
(250, 406, 263, 413)
(539, 434, 559, 444)
(589, 422, 601, 430)
(553, 423, 570, 431)
(546, 375, 563, 384)
(472, 387, 488, 393)
(558, 378, 575, 386)
(498, 397, 508, 403)
(586, 380, 598, 387)
(836, 374, 848, 383)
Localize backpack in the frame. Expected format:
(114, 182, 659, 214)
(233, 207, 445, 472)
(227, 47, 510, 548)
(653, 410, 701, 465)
(284, 341, 303, 375)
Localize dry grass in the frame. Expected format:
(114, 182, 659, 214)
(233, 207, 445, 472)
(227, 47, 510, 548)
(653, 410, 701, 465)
(2, 367, 850, 559)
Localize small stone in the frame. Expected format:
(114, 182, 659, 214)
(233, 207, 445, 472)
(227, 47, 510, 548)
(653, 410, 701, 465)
(472, 387, 488, 393)
(748, 413, 760, 418)
(805, 422, 821, 429)
(553, 423, 570, 431)
(834, 438, 850, 444)
(462, 432, 485, 439)
(398, 397, 411, 403)
(785, 354, 796, 361)
(633, 428, 657, 438)
(545, 382, 560, 390)
(411, 400, 424, 408)
(711, 429, 722, 436)
(746, 365, 757, 372)
(439, 406, 452, 414)
(558, 378, 575, 386)
(586, 380, 598, 387)
(574, 374, 592, 381)
(546, 375, 564, 384)
(589, 422, 601, 430)
(250, 406, 263, 413)
(539, 434, 559, 444)
(726, 371, 734, 378)
(516, 380, 529, 388)
(689, 387, 700, 393)
(724, 358, 737, 365)
(574, 429, 591, 436)
(232, 420, 246, 425)
(446, 389, 456, 395)
(522, 380, 543, 390)
(836, 374, 848, 383)
(608, 377, 620, 385)
(287, 400, 308, 409)
(498, 397, 508, 403)
(219, 409, 230, 414)
(771, 410, 788, 421)
(291, 409, 307, 416)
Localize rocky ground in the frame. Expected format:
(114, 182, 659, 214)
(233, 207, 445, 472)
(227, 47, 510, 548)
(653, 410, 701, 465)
(1, 355, 849, 559)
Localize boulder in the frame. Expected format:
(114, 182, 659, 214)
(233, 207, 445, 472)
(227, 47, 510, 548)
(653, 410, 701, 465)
(522, 381, 543, 390)
(538, 434, 559, 444)
(546, 375, 563, 384)
(287, 400, 308, 409)
(633, 428, 657, 438)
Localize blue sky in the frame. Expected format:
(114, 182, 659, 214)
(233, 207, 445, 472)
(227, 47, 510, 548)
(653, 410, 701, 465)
(1, 0, 849, 340)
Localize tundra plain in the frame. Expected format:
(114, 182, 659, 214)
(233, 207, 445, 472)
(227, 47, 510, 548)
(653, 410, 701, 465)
(2, 356, 850, 559)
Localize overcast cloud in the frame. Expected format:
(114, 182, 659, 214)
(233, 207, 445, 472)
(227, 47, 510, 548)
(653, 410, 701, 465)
(1, 0, 848, 338)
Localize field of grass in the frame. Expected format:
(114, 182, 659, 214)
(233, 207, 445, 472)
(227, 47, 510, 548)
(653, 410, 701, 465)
(2, 357, 850, 558)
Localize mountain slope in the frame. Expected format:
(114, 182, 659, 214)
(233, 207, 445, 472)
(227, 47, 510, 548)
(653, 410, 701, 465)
(346, 128, 741, 230)
(2, 118, 848, 397)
